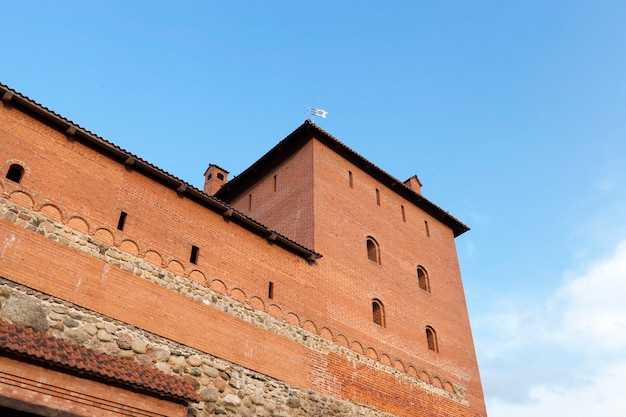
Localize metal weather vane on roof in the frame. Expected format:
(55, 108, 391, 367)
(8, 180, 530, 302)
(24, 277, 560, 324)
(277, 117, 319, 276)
(305, 106, 328, 124)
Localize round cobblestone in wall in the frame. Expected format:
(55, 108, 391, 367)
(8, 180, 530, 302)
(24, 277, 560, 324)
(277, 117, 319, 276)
(0, 296, 49, 332)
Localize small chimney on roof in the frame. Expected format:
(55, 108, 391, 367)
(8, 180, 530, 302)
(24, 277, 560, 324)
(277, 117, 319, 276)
(404, 175, 422, 195)
(204, 164, 229, 196)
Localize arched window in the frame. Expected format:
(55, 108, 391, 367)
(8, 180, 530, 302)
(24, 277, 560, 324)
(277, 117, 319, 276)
(417, 266, 430, 292)
(426, 326, 438, 352)
(372, 299, 385, 327)
(366, 237, 380, 264)
(5, 164, 24, 183)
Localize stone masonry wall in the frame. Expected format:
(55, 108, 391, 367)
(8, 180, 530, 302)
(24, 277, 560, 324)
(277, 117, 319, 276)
(0, 278, 394, 417)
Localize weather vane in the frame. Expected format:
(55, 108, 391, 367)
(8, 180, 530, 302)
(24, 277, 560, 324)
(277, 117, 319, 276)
(305, 106, 328, 124)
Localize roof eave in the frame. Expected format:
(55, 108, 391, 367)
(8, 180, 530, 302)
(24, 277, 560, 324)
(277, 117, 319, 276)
(216, 120, 470, 237)
(0, 83, 321, 261)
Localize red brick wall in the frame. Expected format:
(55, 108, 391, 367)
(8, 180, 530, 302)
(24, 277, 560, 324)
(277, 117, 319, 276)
(225, 138, 486, 413)
(0, 102, 486, 416)
(229, 140, 315, 249)
(311, 139, 485, 411)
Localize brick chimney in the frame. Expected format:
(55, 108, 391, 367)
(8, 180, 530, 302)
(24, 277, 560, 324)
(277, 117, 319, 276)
(403, 175, 422, 195)
(204, 164, 229, 195)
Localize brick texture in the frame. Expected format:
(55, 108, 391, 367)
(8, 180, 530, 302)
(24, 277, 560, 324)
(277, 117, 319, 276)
(0, 86, 487, 417)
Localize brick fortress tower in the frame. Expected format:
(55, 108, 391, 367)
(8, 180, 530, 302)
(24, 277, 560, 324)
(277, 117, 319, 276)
(0, 82, 487, 417)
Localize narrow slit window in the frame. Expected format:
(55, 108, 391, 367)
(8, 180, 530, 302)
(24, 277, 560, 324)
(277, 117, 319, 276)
(248, 194, 252, 211)
(5, 164, 24, 183)
(273, 175, 277, 192)
(117, 211, 127, 231)
(401, 205, 406, 222)
(190, 245, 199, 264)
(268, 281, 274, 299)
(424, 220, 430, 237)
(375, 188, 380, 206)
(372, 299, 385, 327)
(348, 171, 353, 188)
(426, 326, 438, 352)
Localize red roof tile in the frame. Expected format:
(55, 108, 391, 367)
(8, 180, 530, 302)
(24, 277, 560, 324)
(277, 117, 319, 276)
(0, 321, 200, 403)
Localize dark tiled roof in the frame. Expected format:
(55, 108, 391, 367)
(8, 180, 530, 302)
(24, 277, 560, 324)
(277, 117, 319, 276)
(0, 321, 200, 403)
(0, 82, 320, 261)
(217, 120, 470, 237)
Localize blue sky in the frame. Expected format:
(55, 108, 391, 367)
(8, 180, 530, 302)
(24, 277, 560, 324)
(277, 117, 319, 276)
(3, 2, 626, 415)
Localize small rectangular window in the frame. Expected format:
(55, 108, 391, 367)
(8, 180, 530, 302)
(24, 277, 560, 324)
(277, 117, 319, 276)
(268, 281, 274, 299)
(248, 194, 252, 211)
(349, 171, 353, 188)
(401, 205, 406, 222)
(425, 220, 430, 237)
(376, 189, 380, 206)
(117, 211, 127, 231)
(273, 175, 277, 192)
(190, 245, 199, 264)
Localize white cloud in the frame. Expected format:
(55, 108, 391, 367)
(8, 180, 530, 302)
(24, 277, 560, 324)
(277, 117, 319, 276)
(479, 239, 626, 416)
(555, 240, 626, 351)
(488, 361, 626, 417)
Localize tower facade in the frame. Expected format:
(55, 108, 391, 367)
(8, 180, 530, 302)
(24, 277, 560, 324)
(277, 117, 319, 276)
(0, 83, 486, 417)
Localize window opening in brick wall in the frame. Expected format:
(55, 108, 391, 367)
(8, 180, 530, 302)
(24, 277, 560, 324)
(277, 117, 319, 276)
(375, 188, 380, 206)
(5, 164, 24, 183)
(366, 237, 380, 264)
(424, 220, 430, 237)
(217, 172, 224, 180)
(248, 194, 252, 211)
(190, 245, 199, 264)
(348, 171, 353, 188)
(117, 211, 127, 231)
(426, 326, 438, 352)
(401, 205, 406, 222)
(372, 299, 385, 327)
(273, 175, 277, 192)
(417, 266, 430, 292)
(268, 281, 274, 299)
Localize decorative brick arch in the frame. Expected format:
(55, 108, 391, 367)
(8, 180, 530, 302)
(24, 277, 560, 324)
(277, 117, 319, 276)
(268, 304, 283, 318)
(209, 279, 227, 294)
(365, 347, 378, 360)
(94, 228, 115, 245)
(350, 341, 364, 354)
(119, 239, 139, 256)
(319, 327, 333, 341)
(38, 203, 63, 222)
(67, 216, 89, 233)
(166, 260, 185, 275)
(336, 334, 349, 347)
(188, 269, 206, 285)
(285, 312, 301, 326)
(248, 296, 265, 311)
(303, 320, 318, 335)
(9, 191, 33, 209)
(393, 359, 406, 372)
(143, 250, 163, 267)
